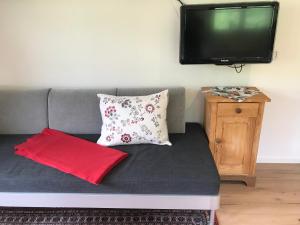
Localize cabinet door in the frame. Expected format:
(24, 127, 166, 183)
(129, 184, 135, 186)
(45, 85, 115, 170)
(215, 116, 256, 175)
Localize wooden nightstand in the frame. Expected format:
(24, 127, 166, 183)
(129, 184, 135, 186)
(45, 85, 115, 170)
(202, 87, 271, 186)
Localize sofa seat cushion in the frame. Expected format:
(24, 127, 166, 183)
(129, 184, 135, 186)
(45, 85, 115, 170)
(0, 123, 220, 195)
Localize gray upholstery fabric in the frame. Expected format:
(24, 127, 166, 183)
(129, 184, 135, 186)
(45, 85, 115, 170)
(0, 89, 49, 134)
(0, 123, 220, 195)
(48, 89, 117, 134)
(1, 87, 185, 134)
(117, 87, 185, 133)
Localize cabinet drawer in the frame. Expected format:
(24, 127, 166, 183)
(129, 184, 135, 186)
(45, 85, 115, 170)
(217, 103, 259, 117)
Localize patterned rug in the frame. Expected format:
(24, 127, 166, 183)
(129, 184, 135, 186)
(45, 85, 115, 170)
(0, 208, 218, 225)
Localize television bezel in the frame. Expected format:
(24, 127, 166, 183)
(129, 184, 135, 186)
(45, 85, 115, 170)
(179, 1, 279, 65)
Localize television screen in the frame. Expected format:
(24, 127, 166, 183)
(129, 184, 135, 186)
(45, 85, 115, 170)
(180, 2, 279, 65)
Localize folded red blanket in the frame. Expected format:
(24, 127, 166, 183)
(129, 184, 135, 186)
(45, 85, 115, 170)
(15, 128, 128, 185)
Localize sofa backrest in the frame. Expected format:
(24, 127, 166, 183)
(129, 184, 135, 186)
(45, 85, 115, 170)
(0, 88, 49, 134)
(0, 87, 185, 134)
(117, 87, 185, 134)
(48, 88, 117, 134)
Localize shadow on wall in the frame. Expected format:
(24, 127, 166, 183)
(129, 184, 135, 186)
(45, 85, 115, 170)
(184, 64, 253, 123)
(185, 89, 205, 124)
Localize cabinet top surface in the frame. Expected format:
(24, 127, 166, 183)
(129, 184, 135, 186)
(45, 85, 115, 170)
(201, 87, 271, 103)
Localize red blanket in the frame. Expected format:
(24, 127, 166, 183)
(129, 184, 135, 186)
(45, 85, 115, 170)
(15, 128, 128, 185)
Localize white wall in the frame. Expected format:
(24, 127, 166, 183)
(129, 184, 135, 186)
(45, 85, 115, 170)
(0, 0, 299, 163)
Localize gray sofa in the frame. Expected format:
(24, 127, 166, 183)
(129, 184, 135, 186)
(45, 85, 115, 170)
(0, 87, 220, 225)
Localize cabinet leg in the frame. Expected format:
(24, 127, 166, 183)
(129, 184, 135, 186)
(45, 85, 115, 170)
(244, 176, 256, 187)
(221, 175, 256, 187)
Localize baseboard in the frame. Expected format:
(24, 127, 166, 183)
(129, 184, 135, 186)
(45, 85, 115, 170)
(257, 158, 300, 163)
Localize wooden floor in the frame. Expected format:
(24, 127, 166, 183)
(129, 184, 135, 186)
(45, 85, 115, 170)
(217, 163, 300, 225)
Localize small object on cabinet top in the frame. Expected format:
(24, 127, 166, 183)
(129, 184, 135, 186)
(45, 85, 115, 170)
(202, 86, 261, 102)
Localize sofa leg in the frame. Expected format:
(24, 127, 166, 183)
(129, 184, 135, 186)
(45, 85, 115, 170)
(209, 210, 215, 225)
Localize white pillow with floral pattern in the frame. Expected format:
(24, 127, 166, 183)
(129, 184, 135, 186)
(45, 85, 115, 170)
(97, 90, 171, 146)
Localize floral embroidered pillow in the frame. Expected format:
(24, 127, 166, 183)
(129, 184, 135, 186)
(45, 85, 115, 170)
(97, 90, 171, 146)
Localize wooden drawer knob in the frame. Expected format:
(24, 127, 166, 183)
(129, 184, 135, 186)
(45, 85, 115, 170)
(215, 138, 222, 144)
(235, 108, 242, 114)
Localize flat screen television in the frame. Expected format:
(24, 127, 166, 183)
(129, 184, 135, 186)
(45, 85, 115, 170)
(180, 2, 279, 65)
